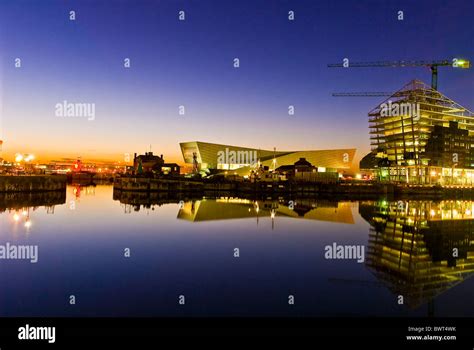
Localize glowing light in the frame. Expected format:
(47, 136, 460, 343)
(430, 209, 435, 217)
(430, 171, 437, 177)
(22, 210, 28, 216)
(24, 154, 35, 162)
(13, 213, 20, 221)
(15, 154, 24, 162)
(355, 174, 362, 180)
(465, 209, 471, 216)
(454, 59, 470, 69)
(24, 220, 32, 228)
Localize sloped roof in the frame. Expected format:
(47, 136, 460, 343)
(369, 79, 474, 119)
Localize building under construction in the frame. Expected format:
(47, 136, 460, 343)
(364, 80, 474, 184)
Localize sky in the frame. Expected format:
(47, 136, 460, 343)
(0, 0, 473, 165)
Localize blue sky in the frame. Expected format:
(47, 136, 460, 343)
(1, 0, 473, 163)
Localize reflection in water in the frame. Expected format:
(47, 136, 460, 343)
(2, 185, 474, 316)
(177, 198, 355, 227)
(72, 184, 96, 199)
(113, 189, 187, 213)
(360, 200, 474, 313)
(113, 190, 355, 226)
(0, 190, 66, 233)
(113, 192, 474, 311)
(0, 185, 96, 233)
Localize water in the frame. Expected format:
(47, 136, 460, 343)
(1, 184, 473, 317)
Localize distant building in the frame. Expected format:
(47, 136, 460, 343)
(424, 121, 474, 169)
(274, 158, 338, 183)
(133, 152, 180, 175)
(180, 141, 355, 176)
(275, 158, 316, 176)
(133, 152, 164, 173)
(161, 163, 180, 175)
(294, 158, 317, 173)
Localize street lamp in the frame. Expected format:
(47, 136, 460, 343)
(24, 154, 35, 162)
(15, 153, 35, 174)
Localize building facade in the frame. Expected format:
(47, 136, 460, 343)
(424, 121, 474, 169)
(180, 141, 356, 177)
(366, 80, 474, 184)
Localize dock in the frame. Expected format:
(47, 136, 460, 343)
(0, 175, 67, 193)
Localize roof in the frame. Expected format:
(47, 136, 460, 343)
(180, 141, 356, 170)
(294, 158, 313, 166)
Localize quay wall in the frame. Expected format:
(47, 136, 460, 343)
(113, 177, 393, 196)
(114, 177, 236, 192)
(114, 177, 474, 199)
(0, 175, 67, 193)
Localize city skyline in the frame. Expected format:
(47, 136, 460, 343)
(1, 0, 473, 166)
(2, 1, 474, 342)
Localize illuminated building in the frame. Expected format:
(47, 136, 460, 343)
(424, 121, 474, 169)
(180, 141, 355, 176)
(364, 80, 474, 184)
(161, 163, 180, 175)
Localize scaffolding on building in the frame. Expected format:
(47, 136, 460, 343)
(369, 80, 474, 184)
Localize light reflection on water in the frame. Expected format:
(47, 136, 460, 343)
(0, 184, 473, 317)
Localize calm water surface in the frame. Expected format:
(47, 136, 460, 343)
(1, 184, 473, 317)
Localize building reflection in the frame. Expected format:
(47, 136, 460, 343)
(72, 184, 96, 199)
(177, 198, 355, 226)
(113, 189, 189, 213)
(1, 191, 66, 232)
(112, 190, 355, 226)
(360, 200, 474, 313)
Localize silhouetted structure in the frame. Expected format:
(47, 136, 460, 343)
(133, 152, 164, 173)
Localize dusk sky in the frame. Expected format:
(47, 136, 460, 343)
(0, 0, 473, 165)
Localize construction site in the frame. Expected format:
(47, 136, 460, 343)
(365, 79, 474, 185)
(330, 59, 473, 186)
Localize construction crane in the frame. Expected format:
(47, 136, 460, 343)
(332, 92, 392, 97)
(328, 59, 470, 90)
